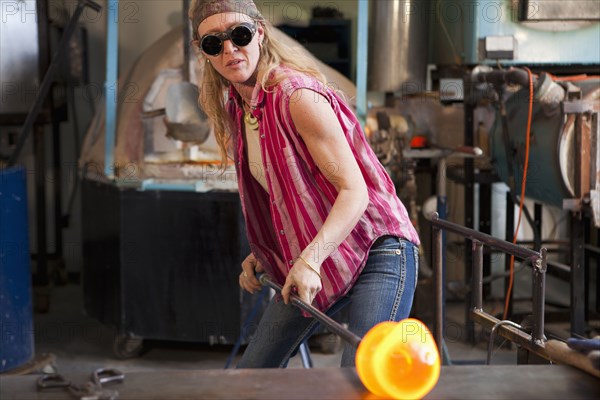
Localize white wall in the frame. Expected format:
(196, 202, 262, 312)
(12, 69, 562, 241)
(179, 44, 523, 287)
(73, 0, 184, 97)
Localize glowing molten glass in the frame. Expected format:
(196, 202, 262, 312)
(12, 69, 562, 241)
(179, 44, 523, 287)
(355, 318, 441, 399)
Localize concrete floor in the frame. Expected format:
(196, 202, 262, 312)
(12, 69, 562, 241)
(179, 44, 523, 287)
(21, 281, 521, 378)
(32, 283, 340, 374)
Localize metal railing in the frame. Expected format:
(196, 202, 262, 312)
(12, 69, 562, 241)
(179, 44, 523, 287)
(430, 213, 549, 362)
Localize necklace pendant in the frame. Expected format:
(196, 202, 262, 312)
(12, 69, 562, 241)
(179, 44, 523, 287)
(244, 111, 259, 131)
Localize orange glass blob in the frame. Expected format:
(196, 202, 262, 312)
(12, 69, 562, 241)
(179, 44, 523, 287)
(355, 318, 441, 399)
(355, 321, 397, 397)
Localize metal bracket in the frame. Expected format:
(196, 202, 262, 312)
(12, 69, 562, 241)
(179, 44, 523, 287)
(562, 101, 595, 115)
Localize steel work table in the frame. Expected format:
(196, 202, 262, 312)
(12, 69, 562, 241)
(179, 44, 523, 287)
(1, 365, 598, 399)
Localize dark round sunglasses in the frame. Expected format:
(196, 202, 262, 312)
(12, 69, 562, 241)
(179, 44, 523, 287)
(200, 23, 257, 56)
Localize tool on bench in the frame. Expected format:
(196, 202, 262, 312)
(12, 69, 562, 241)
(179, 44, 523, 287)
(259, 274, 440, 399)
(37, 368, 124, 399)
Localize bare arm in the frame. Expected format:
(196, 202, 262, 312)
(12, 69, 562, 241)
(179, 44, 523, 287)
(281, 89, 369, 305)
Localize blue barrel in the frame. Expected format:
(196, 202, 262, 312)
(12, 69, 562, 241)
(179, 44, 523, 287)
(0, 167, 34, 372)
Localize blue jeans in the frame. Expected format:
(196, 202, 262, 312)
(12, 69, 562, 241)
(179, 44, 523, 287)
(237, 236, 419, 368)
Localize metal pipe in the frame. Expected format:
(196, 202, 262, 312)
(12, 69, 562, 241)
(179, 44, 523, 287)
(430, 213, 541, 261)
(464, 97, 476, 345)
(258, 275, 362, 349)
(433, 223, 444, 355)
(471, 309, 548, 361)
(532, 248, 547, 344)
(436, 157, 448, 347)
(33, 125, 48, 286)
(433, 214, 550, 362)
(473, 241, 483, 311)
(546, 259, 571, 281)
(298, 343, 313, 368)
(486, 320, 522, 365)
(437, 158, 447, 198)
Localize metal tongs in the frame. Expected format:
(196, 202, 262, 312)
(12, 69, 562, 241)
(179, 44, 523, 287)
(37, 368, 125, 399)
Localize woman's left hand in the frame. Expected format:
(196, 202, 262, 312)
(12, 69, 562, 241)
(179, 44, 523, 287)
(281, 261, 322, 305)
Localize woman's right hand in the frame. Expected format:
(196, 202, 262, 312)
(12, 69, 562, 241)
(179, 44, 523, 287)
(281, 260, 322, 306)
(239, 253, 263, 294)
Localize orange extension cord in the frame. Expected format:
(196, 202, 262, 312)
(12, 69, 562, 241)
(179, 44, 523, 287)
(502, 67, 534, 321)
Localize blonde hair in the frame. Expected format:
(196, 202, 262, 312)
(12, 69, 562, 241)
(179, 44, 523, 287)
(197, 20, 328, 169)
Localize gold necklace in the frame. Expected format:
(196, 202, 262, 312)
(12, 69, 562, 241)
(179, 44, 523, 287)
(243, 102, 259, 131)
(244, 111, 259, 131)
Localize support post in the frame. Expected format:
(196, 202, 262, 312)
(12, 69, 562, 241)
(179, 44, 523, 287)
(532, 248, 547, 344)
(473, 241, 483, 311)
(432, 217, 444, 355)
(104, 0, 119, 179)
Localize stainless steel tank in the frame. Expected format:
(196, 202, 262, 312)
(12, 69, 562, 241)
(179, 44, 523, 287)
(368, 0, 429, 92)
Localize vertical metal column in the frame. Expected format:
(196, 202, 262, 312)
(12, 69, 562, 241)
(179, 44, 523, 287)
(534, 203, 543, 250)
(355, 0, 368, 125)
(504, 192, 515, 319)
(532, 248, 547, 344)
(570, 212, 586, 336)
(533, 203, 543, 310)
(584, 217, 591, 322)
(51, 115, 63, 272)
(432, 218, 444, 355)
(104, 0, 119, 179)
(464, 98, 476, 344)
(472, 241, 483, 311)
(33, 125, 48, 288)
(437, 158, 447, 326)
(479, 182, 492, 297)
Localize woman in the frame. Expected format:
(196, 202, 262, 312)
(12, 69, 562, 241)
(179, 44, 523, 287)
(189, 0, 420, 368)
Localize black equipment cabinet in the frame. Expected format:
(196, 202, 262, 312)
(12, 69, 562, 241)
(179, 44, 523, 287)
(277, 19, 352, 79)
(82, 179, 252, 356)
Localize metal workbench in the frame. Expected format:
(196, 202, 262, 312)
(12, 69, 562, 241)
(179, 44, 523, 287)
(1, 365, 598, 399)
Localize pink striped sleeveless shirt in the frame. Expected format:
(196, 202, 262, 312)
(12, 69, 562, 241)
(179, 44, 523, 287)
(228, 66, 420, 312)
